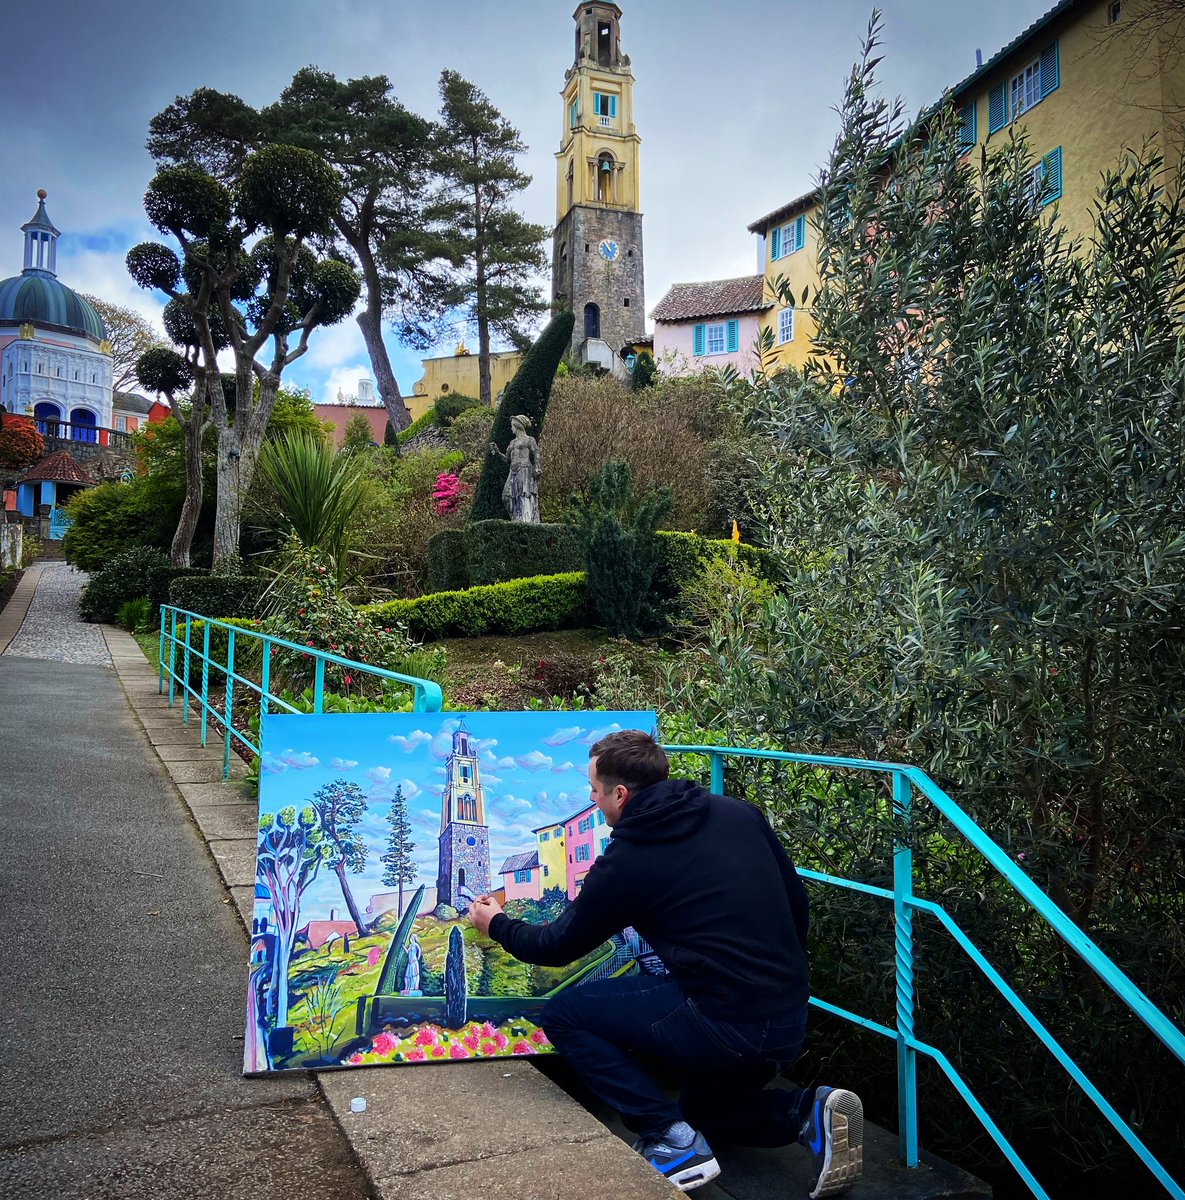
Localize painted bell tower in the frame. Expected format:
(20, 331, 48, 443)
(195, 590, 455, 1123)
(436, 722, 490, 910)
(552, 2, 645, 375)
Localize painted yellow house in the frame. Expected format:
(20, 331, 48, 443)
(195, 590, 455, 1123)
(533, 820, 567, 893)
(406, 347, 524, 423)
(750, 0, 1185, 372)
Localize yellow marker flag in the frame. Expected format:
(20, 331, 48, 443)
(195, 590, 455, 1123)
(731, 519, 741, 543)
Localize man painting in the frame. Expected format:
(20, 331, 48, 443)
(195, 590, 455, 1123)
(468, 730, 863, 1197)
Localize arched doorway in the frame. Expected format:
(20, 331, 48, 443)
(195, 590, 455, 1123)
(584, 303, 601, 340)
(69, 408, 97, 443)
(457, 867, 466, 890)
(34, 401, 61, 436)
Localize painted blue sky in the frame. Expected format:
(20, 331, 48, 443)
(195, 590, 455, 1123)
(2, 1, 1056, 408)
(257, 710, 657, 921)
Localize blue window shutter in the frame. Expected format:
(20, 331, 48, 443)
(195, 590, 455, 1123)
(1040, 41, 1060, 97)
(958, 100, 977, 151)
(726, 319, 740, 353)
(794, 214, 806, 251)
(610, 95, 617, 117)
(770, 226, 781, 260)
(693, 324, 706, 356)
(1042, 146, 1063, 204)
(593, 92, 603, 115)
(988, 83, 1005, 134)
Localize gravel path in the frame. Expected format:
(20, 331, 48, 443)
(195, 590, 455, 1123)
(3, 561, 112, 666)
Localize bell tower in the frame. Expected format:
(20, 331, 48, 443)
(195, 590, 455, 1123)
(552, 3, 645, 375)
(436, 721, 490, 911)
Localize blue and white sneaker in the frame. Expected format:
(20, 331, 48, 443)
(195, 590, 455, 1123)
(631, 1130, 721, 1191)
(801, 1087, 864, 1198)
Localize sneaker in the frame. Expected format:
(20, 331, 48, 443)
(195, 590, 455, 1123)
(801, 1087, 864, 1198)
(630, 1130, 721, 1192)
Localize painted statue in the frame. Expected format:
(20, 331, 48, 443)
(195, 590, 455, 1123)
(402, 934, 424, 997)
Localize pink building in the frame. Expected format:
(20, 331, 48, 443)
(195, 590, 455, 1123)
(650, 275, 770, 377)
(564, 802, 611, 900)
(499, 850, 543, 902)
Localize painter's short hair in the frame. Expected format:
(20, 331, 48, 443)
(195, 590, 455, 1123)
(589, 729, 669, 793)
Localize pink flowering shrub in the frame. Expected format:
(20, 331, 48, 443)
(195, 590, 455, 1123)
(344, 1018, 551, 1067)
(432, 472, 467, 516)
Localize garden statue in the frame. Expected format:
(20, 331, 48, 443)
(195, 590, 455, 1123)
(490, 413, 541, 523)
(402, 933, 424, 997)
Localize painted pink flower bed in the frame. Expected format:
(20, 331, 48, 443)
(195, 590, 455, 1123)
(344, 1019, 551, 1066)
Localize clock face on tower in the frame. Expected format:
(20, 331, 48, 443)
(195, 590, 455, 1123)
(598, 239, 619, 262)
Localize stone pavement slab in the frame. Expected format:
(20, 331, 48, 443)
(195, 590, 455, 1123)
(191, 802, 258, 842)
(206, 837, 259, 887)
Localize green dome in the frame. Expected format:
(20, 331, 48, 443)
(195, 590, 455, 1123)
(0, 270, 106, 341)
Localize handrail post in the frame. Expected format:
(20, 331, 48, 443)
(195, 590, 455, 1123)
(158, 605, 165, 694)
(261, 638, 271, 719)
(893, 769, 919, 1167)
(182, 618, 191, 723)
(200, 622, 211, 747)
(709, 750, 724, 795)
(223, 628, 235, 781)
(313, 656, 326, 715)
(168, 608, 177, 706)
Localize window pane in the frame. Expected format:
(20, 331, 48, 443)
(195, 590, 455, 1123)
(706, 323, 726, 354)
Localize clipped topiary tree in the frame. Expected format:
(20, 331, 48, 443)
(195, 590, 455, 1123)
(468, 309, 574, 521)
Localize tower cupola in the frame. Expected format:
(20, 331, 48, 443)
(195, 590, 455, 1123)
(572, 3, 629, 70)
(22, 189, 60, 276)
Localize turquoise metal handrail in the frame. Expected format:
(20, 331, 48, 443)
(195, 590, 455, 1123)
(662, 743, 1185, 1200)
(157, 605, 443, 777)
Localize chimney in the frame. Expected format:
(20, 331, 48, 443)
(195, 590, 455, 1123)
(975, 48, 983, 68)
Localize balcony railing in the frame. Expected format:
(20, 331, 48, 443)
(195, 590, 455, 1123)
(35, 419, 133, 450)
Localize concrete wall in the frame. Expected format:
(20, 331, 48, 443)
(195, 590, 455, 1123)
(313, 403, 388, 448)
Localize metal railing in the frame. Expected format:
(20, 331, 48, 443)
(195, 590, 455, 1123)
(150, 613, 1181, 1196)
(157, 605, 443, 777)
(35, 418, 133, 449)
(662, 744, 1185, 1200)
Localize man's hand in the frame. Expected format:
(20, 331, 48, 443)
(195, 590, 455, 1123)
(468, 894, 503, 937)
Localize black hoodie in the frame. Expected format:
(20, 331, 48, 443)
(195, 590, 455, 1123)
(488, 778, 810, 1020)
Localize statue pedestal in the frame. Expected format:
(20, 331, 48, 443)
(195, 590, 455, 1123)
(400, 989, 423, 997)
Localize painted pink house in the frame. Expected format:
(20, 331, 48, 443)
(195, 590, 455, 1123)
(650, 275, 771, 377)
(564, 802, 611, 900)
(499, 850, 543, 902)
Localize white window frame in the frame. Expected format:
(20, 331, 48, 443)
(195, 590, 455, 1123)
(705, 322, 727, 355)
(778, 307, 795, 345)
(115, 415, 128, 432)
(1025, 161, 1046, 206)
(1009, 59, 1040, 120)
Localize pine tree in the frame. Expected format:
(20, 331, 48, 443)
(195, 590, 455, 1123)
(436, 70, 548, 407)
(381, 785, 417, 918)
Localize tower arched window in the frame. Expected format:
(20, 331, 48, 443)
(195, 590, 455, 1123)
(584, 303, 601, 340)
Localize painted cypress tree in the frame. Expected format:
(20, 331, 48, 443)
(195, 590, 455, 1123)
(468, 309, 575, 521)
(444, 924, 468, 1029)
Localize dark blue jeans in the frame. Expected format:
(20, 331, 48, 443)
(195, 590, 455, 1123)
(541, 975, 810, 1144)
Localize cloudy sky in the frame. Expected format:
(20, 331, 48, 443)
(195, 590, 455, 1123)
(258, 710, 656, 919)
(2, 0, 1053, 405)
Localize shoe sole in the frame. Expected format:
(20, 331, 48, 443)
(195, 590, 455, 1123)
(669, 1155, 721, 1191)
(811, 1091, 864, 1199)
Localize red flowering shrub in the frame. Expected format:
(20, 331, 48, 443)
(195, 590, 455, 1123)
(0, 415, 45, 469)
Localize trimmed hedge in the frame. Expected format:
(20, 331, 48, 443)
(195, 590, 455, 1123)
(427, 520, 584, 591)
(361, 572, 592, 641)
(396, 407, 436, 445)
(648, 531, 775, 624)
(434, 394, 483, 427)
(147, 565, 209, 611)
(78, 546, 171, 623)
(169, 573, 265, 618)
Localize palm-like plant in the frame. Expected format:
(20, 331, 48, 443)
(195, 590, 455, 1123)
(256, 432, 369, 582)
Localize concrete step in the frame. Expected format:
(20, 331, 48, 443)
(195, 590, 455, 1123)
(533, 1058, 992, 1200)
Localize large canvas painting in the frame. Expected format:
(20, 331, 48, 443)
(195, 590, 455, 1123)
(244, 710, 659, 1073)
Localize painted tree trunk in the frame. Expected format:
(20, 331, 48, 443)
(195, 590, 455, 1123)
(171, 413, 206, 567)
(332, 858, 370, 937)
(444, 924, 468, 1029)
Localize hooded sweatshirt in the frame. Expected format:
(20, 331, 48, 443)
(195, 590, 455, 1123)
(488, 778, 810, 1020)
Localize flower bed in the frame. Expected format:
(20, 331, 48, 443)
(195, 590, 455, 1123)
(345, 1018, 551, 1065)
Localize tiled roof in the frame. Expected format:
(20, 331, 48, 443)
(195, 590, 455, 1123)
(19, 451, 92, 485)
(499, 850, 540, 874)
(748, 188, 820, 236)
(113, 390, 154, 415)
(650, 275, 770, 323)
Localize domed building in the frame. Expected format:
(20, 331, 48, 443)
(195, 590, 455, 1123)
(0, 190, 114, 436)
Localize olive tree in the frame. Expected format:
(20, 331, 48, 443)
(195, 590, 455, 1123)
(127, 149, 359, 565)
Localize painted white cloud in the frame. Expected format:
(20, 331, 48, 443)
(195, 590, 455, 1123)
(581, 723, 624, 745)
(261, 753, 287, 775)
(388, 730, 432, 752)
(278, 749, 319, 769)
(330, 757, 358, 770)
(365, 766, 393, 785)
(551, 761, 576, 774)
(515, 750, 553, 772)
(541, 725, 584, 747)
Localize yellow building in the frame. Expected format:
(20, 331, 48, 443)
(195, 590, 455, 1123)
(749, 0, 1185, 372)
(533, 820, 567, 893)
(407, 347, 524, 423)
